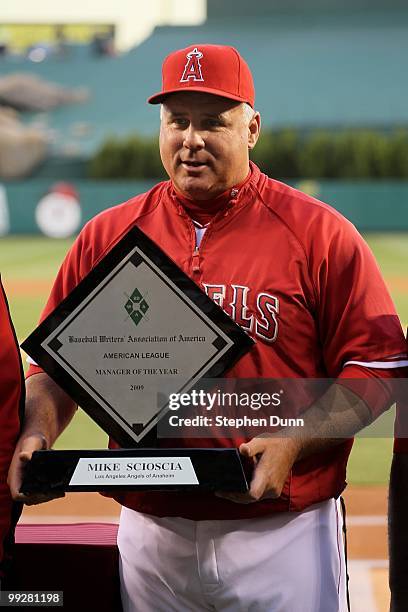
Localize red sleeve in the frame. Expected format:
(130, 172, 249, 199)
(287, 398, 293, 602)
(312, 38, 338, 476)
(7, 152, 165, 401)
(310, 215, 406, 375)
(338, 363, 407, 419)
(394, 401, 408, 453)
(394, 336, 408, 453)
(0, 280, 24, 576)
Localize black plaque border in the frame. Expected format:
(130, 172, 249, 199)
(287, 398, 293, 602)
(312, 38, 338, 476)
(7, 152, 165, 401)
(21, 448, 251, 493)
(21, 226, 254, 447)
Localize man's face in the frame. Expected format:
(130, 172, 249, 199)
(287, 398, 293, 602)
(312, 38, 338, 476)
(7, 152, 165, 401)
(159, 92, 260, 201)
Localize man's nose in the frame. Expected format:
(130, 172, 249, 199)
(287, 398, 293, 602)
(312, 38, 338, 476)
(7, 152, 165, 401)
(183, 125, 205, 151)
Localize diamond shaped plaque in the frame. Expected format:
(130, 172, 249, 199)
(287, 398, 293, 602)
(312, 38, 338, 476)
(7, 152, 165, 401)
(21, 226, 254, 448)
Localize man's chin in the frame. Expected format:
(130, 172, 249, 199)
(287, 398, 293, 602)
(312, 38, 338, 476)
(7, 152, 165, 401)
(177, 179, 217, 201)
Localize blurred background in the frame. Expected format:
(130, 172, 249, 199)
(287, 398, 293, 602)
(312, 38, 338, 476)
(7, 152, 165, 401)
(1, 1, 407, 610)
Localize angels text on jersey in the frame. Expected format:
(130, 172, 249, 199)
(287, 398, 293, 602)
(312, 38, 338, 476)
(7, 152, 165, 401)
(202, 283, 279, 343)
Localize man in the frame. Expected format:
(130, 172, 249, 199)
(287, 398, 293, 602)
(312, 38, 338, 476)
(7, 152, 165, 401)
(0, 278, 24, 586)
(8, 45, 408, 611)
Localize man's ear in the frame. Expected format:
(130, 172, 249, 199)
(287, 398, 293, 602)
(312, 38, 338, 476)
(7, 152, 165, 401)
(248, 112, 261, 150)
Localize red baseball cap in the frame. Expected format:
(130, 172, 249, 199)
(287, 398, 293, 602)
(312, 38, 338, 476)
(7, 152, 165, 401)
(148, 44, 255, 107)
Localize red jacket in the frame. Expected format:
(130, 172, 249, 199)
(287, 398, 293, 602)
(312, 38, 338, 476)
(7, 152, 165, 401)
(393, 335, 408, 453)
(27, 163, 407, 519)
(0, 279, 24, 577)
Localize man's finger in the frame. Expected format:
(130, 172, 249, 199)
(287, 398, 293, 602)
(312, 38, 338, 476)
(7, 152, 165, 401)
(239, 439, 276, 499)
(248, 449, 277, 499)
(19, 451, 34, 464)
(21, 434, 47, 454)
(7, 434, 47, 500)
(239, 437, 267, 458)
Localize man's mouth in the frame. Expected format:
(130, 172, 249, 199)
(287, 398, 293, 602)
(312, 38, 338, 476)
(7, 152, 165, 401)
(181, 160, 207, 169)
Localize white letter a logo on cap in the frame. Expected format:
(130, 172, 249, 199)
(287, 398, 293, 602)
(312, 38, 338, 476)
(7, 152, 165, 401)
(180, 48, 204, 82)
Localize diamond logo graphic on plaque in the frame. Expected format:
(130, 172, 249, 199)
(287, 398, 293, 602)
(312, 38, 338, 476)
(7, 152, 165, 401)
(22, 227, 254, 448)
(124, 287, 149, 326)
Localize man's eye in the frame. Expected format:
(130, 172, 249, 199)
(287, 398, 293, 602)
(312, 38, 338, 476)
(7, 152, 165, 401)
(206, 119, 222, 128)
(173, 118, 188, 127)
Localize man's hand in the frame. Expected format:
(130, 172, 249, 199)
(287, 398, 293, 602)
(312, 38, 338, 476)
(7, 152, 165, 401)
(216, 383, 374, 504)
(7, 373, 77, 506)
(216, 435, 302, 504)
(7, 433, 65, 506)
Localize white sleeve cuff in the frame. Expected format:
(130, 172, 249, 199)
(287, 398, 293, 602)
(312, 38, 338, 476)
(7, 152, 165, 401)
(26, 355, 39, 366)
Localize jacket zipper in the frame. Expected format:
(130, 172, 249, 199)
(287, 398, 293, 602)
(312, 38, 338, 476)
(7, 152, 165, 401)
(189, 187, 241, 276)
(192, 246, 200, 273)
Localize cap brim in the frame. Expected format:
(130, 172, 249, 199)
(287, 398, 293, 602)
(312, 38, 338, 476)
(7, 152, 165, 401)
(148, 86, 252, 106)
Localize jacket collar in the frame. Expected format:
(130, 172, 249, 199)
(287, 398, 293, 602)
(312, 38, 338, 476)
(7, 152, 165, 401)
(168, 161, 261, 222)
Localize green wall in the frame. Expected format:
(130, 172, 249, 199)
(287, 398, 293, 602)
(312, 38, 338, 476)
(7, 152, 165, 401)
(1, 179, 407, 235)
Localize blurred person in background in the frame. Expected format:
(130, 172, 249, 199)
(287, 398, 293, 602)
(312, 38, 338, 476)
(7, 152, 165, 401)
(0, 27, 9, 58)
(389, 342, 408, 612)
(91, 26, 115, 57)
(0, 278, 24, 587)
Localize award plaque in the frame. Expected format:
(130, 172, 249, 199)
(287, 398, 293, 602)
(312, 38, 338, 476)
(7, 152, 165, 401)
(21, 227, 254, 493)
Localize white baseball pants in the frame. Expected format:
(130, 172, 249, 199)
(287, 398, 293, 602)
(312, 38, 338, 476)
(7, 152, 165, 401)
(118, 498, 347, 612)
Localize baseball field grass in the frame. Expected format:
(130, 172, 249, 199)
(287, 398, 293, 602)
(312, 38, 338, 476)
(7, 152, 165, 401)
(2, 233, 407, 485)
